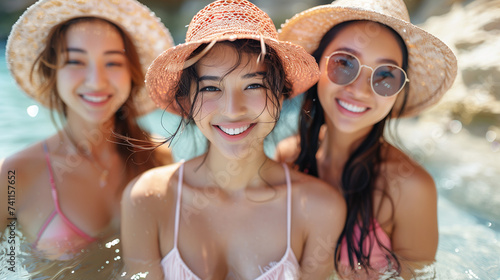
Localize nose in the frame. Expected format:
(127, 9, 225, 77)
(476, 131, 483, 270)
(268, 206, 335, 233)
(85, 62, 108, 90)
(221, 89, 247, 118)
(347, 65, 373, 97)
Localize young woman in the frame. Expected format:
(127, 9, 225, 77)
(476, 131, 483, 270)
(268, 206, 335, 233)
(121, 1, 346, 279)
(276, 0, 457, 278)
(0, 0, 173, 260)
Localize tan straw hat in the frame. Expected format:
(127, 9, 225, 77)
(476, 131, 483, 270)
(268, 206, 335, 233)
(146, 0, 320, 114)
(278, 0, 458, 117)
(6, 0, 174, 116)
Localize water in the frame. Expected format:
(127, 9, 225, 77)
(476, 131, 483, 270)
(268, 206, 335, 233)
(1, 40, 499, 279)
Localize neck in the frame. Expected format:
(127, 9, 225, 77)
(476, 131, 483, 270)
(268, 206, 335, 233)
(63, 114, 117, 160)
(203, 142, 270, 193)
(319, 117, 372, 172)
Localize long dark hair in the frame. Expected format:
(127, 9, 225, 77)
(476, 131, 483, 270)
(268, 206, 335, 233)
(164, 39, 292, 144)
(294, 20, 410, 274)
(32, 17, 160, 181)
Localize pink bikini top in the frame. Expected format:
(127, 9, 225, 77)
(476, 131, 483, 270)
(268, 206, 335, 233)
(33, 142, 97, 260)
(339, 219, 392, 271)
(161, 162, 300, 280)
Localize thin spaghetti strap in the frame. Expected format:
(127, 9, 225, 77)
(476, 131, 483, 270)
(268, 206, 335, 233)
(173, 160, 185, 248)
(34, 142, 59, 247)
(41, 141, 96, 242)
(282, 163, 292, 248)
(34, 211, 56, 246)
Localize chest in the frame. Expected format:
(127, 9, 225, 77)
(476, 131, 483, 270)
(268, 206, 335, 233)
(159, 188, 300, 279)
(18, 158, 123, 242)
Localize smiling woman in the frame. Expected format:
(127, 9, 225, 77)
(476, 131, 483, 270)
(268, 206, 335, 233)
(120, 1, 346, 279)
(190, 43, 278, 159)
(0, 0, 174, 267)
(55, 20, 132, 126)
(276, 0, 457, 278)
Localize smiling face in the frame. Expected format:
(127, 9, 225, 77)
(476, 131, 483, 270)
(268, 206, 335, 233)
(56, 19, 131, 125)
(191, 43, 280, 159)
(317, 21, 404, 136)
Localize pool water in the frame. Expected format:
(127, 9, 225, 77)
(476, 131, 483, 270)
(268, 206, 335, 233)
(1, 41, 499, 279)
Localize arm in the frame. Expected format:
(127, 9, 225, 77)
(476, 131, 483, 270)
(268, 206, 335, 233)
(120, 175, 164, 280)
(298, 179, 347, 280)
(391, 163, 438, 278)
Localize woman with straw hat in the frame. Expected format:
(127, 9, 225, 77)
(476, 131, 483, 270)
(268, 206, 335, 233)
(121, 0, 346, 279)
(0, 0, 174, 260)
(276, 0, 457, 278)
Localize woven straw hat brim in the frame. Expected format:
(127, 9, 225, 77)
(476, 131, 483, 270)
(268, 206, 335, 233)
(279, 5, 458, 118)
(146, 34, 320, 114)
(6, 0, 174, 116)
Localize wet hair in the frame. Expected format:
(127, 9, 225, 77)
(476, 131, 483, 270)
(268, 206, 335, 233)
(294, 20, 409, 275)
(165, 39, 292, 144)
(31, 17, 159, 180)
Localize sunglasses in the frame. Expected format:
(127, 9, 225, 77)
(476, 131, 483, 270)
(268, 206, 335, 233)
(325, 51, 409, 97)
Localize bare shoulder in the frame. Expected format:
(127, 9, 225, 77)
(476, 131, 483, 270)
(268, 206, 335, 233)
(1, 141, 45, 169)
(275, 134, 300, 163)
(0, 141, 48, 192)
(383, 145, 436, 207)
(382, 145, 438, 265)
(0, 142, 46, 230)
(124, 162, 182, 203)
(289, 169, 346, 223)
(153, 144, 174, 166)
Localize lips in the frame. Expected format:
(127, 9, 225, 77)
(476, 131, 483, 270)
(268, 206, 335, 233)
(217, 124, 251, 136)
(337, 99, 368, 113)
(79, 94, 111, 104)
(214, 123, 256, 141)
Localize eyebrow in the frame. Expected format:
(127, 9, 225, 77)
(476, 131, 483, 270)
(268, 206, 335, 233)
(243, 71, 266, 79)
(334, 47, 400, 66)
(198, 71, 267, 82)
(66, 48, 125, 55)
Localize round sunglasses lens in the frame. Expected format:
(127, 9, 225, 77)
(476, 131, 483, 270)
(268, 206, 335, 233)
(372, 65, 406, 96)
(327, 53, 359, 85)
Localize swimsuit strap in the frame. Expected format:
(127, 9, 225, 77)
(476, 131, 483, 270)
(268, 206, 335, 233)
(34, 142, 59, 246)
(282, 163, 292, 248)
(173, 161, 185, 248)
(38, 141, 95, 243)
(34, 211, 57, 246)
(172, 162, 290, 249)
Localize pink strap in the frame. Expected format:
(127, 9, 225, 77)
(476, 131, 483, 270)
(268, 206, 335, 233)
(37, 142, 96, 243)
(173, 161, 185, 248)
(33, 142, 59, 247)
(282, 163, 292, 248)
(34, 211, 57, 247)
(172, 162, 290, 249)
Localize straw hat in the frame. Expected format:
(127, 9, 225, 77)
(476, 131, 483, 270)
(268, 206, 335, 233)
(146, 0, 320, 114)
(6, 0, 174, 116)
(278, 0, 458, 117)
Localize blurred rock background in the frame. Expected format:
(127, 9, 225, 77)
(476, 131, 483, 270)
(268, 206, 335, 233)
(410, 0, 500, 227)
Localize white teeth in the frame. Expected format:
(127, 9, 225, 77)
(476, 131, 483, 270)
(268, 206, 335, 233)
(82, 95, 108, 103)
(219, 124, 251, 135)
(338, 99, 367, 113)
